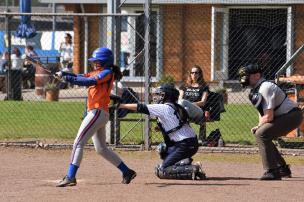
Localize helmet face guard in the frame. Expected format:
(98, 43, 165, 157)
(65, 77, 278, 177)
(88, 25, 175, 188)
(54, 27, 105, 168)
(153, 90, 165, 104)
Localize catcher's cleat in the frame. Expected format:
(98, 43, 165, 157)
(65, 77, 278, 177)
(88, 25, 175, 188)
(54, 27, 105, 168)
(278, 164, 292, 178)
(122, 169, 137, 184)
(195, 171, 207, 180)
(56, 175, 77, 187)
(193, 161, 207, 180)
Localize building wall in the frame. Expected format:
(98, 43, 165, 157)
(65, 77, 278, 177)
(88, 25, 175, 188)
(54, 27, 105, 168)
(294, 5, 304, 75)
(183, 5, 212, 82)
(62, 4, 304, 79)
(162, 5, 212, 82)
(64, 4, 101, 74)
(162, 5, 185, 82)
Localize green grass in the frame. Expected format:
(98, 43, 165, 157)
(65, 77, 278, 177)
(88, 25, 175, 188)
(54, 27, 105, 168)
(204, 104, 258, 144)
(0, 101, 84, 140)
(0, 101, 258, 145)
(120, 104, 258, 145)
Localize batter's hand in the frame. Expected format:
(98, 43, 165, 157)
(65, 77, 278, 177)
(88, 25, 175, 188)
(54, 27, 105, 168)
(54, 71, 63, 79)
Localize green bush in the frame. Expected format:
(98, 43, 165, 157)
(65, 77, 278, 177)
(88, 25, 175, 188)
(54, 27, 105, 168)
(156, 75, 175, 86)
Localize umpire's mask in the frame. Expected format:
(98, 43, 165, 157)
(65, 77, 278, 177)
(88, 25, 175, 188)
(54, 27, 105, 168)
(238, 64, 262, 88)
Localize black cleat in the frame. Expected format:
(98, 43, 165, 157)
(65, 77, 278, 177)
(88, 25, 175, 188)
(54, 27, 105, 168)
(278, 164, 292, 178)
(122, 169, 137, 184)
(260, 170, 281, 181)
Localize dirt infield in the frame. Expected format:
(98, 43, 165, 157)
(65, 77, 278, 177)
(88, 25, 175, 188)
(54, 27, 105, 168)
(1, 147, 304, 202)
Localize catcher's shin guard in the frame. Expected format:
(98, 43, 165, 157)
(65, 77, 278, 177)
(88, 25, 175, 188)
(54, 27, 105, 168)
(155, 164, 206, 180)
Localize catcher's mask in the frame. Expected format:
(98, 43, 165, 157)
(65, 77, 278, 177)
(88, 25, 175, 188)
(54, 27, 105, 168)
(153, 83, 179, 104)
(238, 64, 262, 88)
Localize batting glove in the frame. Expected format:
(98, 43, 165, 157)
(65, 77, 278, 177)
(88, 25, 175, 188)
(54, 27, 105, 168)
(54, 71, 63, 78)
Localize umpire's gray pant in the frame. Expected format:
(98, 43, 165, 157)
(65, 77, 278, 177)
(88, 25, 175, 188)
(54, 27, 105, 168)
(255, 108, 303, 170)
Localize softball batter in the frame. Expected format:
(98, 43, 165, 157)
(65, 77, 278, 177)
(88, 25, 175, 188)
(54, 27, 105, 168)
(56, 47, 136, 187)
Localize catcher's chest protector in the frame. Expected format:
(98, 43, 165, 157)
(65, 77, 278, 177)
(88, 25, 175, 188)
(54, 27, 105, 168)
(158, 103, 189, 136)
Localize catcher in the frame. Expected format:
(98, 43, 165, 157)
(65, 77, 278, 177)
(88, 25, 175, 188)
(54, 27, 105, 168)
(117, 83, 206, 180)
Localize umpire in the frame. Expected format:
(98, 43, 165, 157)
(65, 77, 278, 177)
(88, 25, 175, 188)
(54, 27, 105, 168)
(239, 64, 303, 180)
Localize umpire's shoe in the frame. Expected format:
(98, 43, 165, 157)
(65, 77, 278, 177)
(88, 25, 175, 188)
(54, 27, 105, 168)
(260, 169, 281, 180)
(56, 175, 77, 187)
(278, 164, 292, 178)
(122, 169, 137, 184)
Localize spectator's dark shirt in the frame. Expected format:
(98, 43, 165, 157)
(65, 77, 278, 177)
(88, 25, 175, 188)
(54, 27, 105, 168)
(181, 85, 209, 103)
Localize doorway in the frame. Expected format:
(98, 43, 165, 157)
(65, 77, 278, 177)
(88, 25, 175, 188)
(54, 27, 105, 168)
(228, 8, 287, 80)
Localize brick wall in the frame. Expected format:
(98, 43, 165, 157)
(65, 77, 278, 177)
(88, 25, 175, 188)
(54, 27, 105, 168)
(183, 5, 212, 81)
(162, 5, 185, 82)
(162, 5, 212, 82)
(64, 4, 101, 74)
(294, 5, 304, 75)
(85, 4, 102, 69)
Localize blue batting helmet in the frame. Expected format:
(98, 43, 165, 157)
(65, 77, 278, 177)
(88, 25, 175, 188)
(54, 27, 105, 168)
(88, 47, 114, 66)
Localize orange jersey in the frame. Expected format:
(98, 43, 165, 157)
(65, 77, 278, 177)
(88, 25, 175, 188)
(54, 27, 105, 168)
(84, 67, 113, 111)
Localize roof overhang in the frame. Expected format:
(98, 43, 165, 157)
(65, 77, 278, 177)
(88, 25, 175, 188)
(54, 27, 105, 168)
(39, 0, 304, 5)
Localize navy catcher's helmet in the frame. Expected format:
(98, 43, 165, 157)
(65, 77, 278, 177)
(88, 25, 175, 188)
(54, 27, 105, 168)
(154, 83, 179, 104)
(88, 47, 114, 66)
(238, 64, 262, 87)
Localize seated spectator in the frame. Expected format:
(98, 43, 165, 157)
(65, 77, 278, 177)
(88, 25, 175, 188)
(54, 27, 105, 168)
(23, 45, 38, 59)
(179, 65, 209, 142)
(11, 47, 23, 71)
(0, 51, 9, 74)
(22, 45, 37, 89)
(59, 33, 73, 72)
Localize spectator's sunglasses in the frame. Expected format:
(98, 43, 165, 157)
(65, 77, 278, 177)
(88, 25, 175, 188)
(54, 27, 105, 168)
(190, 71, 200, 75)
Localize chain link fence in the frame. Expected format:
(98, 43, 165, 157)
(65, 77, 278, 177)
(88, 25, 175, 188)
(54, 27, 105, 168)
(0, 0, 304, 150)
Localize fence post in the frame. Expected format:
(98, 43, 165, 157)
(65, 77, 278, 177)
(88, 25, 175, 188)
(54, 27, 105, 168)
(5, 11, 12, 100)
(107, 0, 116, 145)
(114, 0, 121, 145)
(144, 0, 152, 150)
